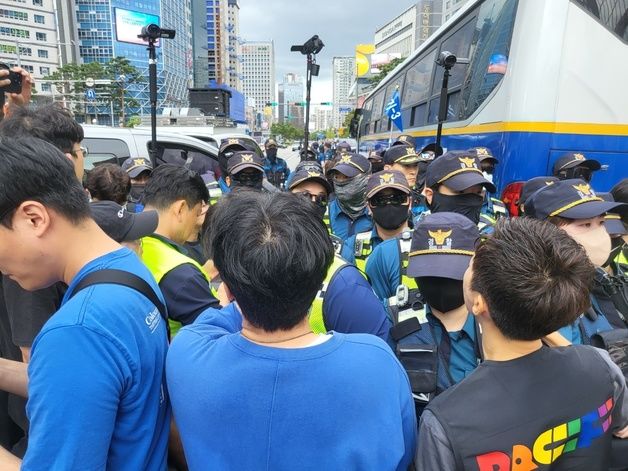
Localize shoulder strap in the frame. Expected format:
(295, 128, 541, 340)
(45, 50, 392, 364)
(71, 269, 168, 323)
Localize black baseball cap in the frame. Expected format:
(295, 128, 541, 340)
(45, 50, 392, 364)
(425, 150, 496, 193)
(384, 145, 421, 166)
(518, 176, 560, 206)
(552, 152, 601, 175)
(391, 134, 415, 147)
(468, 147, 498, 164)
(90, 201, 158, 243)
(336, 141, 352, 153)
(330, 153, 370, 178)
(288, 167, 332, 194)
(526, 179, 626, 220)
(122, 157, 153, 179)
(219, 137, 260, 157)
(598, 193, 627, 236)
(300, 148, 317, 160)
(366, 170, 411, 199)
(368, 150, 384, 163)
(420, 143, 444, 158)
(227, 151, 264, 175)
(264, 138, 278, 148)
(407, 212, 479, 280)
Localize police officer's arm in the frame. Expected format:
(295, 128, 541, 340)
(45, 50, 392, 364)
(365, 242, 401, 302)
(0, 357, 28, 397)
(160, 264, 221, 325)
(415, 410, 456, 471)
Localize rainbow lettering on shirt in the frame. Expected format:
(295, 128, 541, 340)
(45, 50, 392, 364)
(476, 397, 613, 470)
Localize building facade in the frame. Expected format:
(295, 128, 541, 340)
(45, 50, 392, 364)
(310, 105, 333, 132)
(225, 0, 241, 90)
(205, 0, 227, 85)
(277, 73, 304, 127)
(332, 56, 355, 129)
(0, 0, 61, 95)
(241, 40, 274, 128)
(191, 0, 208, 87)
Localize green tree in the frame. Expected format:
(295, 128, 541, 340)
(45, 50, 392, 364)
(369, 57, 405, 86)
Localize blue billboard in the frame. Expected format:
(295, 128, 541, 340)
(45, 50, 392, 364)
(114, 8, 160, 47)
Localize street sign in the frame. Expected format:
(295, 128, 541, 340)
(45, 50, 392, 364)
(85, 77, 95, 87)
(339, 106, 352, 112)
(85, 88, 96, 101)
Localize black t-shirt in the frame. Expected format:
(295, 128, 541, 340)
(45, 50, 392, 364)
(2, 276, 66, 348)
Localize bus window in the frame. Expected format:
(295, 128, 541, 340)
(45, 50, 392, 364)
(383, 76, 405, 119)
(427, 90, 462, 124)
(411, 103, 428, 127)
(432, 19, 476, 93)
(460, 0, 518, 119)
(402, 49, 437, 107)
(572, 0, 628, 41)
(371, 91, 386, 121)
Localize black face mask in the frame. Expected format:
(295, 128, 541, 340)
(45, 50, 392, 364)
(603, 237, 626, 268)
(416, 161, 430, 190)
(417, 277, 465, 313)
(429, 192, 484, 225)
(129, 183, 146, 202)
(266, 148, 278, 161)
(371, 204, 409, 230)
(231, 172, 264, 191)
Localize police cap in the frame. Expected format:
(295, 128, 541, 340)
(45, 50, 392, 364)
(425, 150, 496, 193)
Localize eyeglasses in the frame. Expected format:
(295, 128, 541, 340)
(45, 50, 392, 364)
(71, 146, 89, 159)
(571, 166, 592, 183)
(296, 191, 328, 207)
(369, 193, 408, 207)
(232, 172, 263, 185)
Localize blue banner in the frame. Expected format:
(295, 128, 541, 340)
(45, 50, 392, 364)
(385, 89, 403, 132)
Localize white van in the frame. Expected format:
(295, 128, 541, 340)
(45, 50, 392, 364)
(81, 125, 221, 175)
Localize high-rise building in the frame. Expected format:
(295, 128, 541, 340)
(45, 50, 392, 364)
(442, 0, 469, 22)
(191, 0, 209, 87)
(55, 0, 80, 68)
(277, 73, 304, 127)
(0, 0, 61, 95)
(332, 56, 355, 129)
(72, 0, 193, 118)
(205, 0, 228, 85)
(241, 40, 275, 128)
(310, 105, 333, 132)
(225, 0, 241, 90)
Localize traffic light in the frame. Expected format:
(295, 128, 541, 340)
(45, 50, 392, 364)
(320, 102, 332, 105)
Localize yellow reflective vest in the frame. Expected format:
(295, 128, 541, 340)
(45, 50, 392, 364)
(309, 255, 351, 334)
(141, 235, 211, 337)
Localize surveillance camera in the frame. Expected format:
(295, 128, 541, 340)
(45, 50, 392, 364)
(436, 51, 457, 68)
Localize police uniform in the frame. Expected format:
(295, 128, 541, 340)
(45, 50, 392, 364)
(526, 179, 628, 344)
(341, 169, 412, 270)
(327, 153, 373, 241)
(552, 151, 601, 181)
(391, 213, 482, 412)
(468, 147, 510, 233)
(121, 157, 153, 213)
(518, 176, 560, 215)
(217, 137, 263, 195)
(262, 138, 290, 189)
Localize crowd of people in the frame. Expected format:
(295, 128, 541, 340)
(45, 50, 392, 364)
(0, 67, 627, 470)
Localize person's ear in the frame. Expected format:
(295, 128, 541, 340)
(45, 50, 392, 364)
(14, 201, 51, 238)
(383, 164, 392, 171)
(172, 200, 187, 220)
(470, 292, 490, 319)
(424, 186, 434, 204)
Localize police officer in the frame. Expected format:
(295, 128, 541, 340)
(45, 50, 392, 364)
(121, 157, 153, 213)
(599, 192, 627, 277)
(228, 151, 265, 191)
(422, 150, 496, 231)
(410, 143, 441, 222)
(525, 179, 627, 344)
(392, 212, 482, 412)
(552, 152, 601, 183)
(368, 149, 385, 173)
(262, 138, 290, 189)
(327, 153, 373, 241)
(341, 170, 411, 271)
(391, 134, 416, 148)
(286, 166, 392, 343)
(516, 176, 559, 215)
(610, 178, 628, 270)
(217, 137, 263, 194)
(467, 147, 509, 233)
(383, 144, 421, 193)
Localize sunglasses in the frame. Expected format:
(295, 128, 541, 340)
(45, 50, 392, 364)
(296, 191, 328, 207)
(232, 172, 263, 185)
(369, 193, 408, 207)
(571, 166, 592, 183)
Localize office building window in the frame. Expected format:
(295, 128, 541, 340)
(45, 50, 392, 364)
(36, 32, 46, 41)
(34, 14, 44, 23)
(38, 49, 48, 58)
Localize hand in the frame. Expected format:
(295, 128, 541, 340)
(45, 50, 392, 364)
(615, 425, 628, 439)
(0, 66, 34, 109)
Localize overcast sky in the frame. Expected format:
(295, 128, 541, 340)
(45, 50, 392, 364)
(239, 0, 416, 102)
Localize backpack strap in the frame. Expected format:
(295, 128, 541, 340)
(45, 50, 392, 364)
(70, 269, 169, 334)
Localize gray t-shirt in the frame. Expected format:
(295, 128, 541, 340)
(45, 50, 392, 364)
(415, 347, 628, 470)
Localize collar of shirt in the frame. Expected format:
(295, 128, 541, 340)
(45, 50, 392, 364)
(148, 233, 191, 257)
(218, 177, 231, 193)
(427, 308, 476, 343)
(329, 198, 370, 221)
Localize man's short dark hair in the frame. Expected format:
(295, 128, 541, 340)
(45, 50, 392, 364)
(85, 164, 131, 205)
(0, 137, 90, 227)
(611, 178, 628, 204)
(471, 218, 594, 341)
(142, 164, 209, 211)
(0, 104, 83, 154)
(205, 191, 334, 332)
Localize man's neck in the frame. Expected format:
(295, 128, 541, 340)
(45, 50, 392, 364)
(431, 305, 468, 332)
(480, 320, 543, 361)
(61, 221, 122, 285)
(151, 214, 184, 245)
(376, 223, 409, 241)
(241, 316, 317, 349)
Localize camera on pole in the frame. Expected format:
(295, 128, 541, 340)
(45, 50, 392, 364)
(434, 51, 468, 151)
(138, 24, 176, 168)
(291, 35, 324, 161)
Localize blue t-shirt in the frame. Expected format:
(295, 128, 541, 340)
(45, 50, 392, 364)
(366, 238, 403, 302)
(324, 264, 392, 344)
(24, 248, 170, 471)
(167, 306, 416, 471)
(328, 198, 373, 242)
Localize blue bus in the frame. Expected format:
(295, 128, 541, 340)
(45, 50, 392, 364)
(357, 0, 628, 213)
